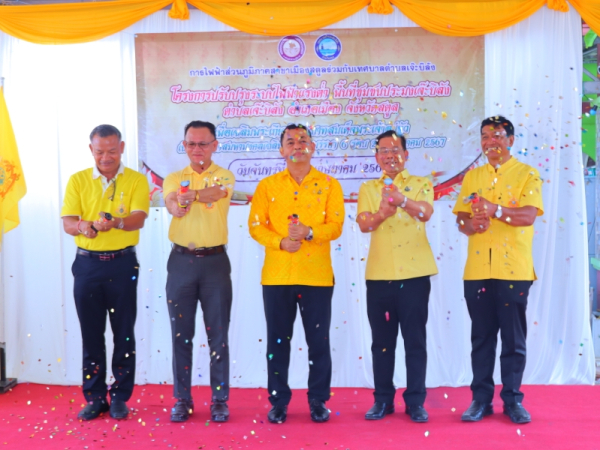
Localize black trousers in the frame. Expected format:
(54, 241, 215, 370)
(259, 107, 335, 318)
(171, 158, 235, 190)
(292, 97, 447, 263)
(464, 279, 532, 405)
(72, 251, 139, 402)
(262, 285, 334, 407)
(366, 277, 430, 406)
(166, 250, 232, 401)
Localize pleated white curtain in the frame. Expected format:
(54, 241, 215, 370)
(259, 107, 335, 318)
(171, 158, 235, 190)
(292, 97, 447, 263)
(0, 5, 593, 390)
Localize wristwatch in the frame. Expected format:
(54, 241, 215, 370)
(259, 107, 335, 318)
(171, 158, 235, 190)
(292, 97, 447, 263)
(494, 204, 503, 219)
(305, 227, 314, 241)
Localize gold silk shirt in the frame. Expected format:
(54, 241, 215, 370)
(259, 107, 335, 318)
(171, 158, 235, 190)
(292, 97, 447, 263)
(249, 167, 345, 286)
(357, 170, 438, 280)
(452, 157, 544, 281)
(163, 163, 235, 248)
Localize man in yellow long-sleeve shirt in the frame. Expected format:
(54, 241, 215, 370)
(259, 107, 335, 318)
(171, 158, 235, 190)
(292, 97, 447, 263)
(249, 124, 344, 424)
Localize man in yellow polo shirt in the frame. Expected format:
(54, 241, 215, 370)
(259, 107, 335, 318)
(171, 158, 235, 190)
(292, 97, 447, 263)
(61, 124, 150, 421)
(453, 116, 543, 425)
(163, 120, 235, 424)
(249, 124, 344, 424)
(357, 130, 437, 423)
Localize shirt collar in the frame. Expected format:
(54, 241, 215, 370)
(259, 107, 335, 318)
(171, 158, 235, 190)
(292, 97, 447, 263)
(92, 162, 124, 181)
(379, 168, 410, 184)
(183, 161, 216, 175)
(486, 156, 517, 173)
(283, 166, 318, 182)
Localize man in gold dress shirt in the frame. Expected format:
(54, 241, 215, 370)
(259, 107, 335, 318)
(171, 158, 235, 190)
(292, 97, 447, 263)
(357, 130, 437, 423)
(249, 124, 344, 424)
(453, 116, 543, 424)
(163, 120, 235, 424)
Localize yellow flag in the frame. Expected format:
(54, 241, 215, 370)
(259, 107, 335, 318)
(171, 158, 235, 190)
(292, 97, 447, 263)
(0, 87, 26, 242)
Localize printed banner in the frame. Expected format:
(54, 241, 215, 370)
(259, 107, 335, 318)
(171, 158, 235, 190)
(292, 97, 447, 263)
(135, 28, 484, 205)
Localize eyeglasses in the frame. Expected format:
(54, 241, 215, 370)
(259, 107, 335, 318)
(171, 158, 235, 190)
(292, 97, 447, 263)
(185, 139, 216, 149)
(378, 147, 402, 156)
(107, 178, 117, 201)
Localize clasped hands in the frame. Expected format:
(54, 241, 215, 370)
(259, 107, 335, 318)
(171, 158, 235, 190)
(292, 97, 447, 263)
(377, 184, 403, 220)
(280, 221, 310, 253)
(470, 196, 498, 233)
(79, 212, 120, 238)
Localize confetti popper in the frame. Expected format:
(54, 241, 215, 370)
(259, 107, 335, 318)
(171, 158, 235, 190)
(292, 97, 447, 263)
(384, 178, 395, 202)
(467, 192, 480, 204)
(178, 180, 190, 208)
(288, 213, 299, 241)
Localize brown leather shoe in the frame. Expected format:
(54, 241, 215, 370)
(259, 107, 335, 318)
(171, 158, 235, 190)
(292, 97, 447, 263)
(170, 399, 194, 422)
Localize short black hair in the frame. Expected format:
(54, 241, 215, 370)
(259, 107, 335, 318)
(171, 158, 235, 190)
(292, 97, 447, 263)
(375, 129, 406, 151)
(89, 124, 121, 142)
(280, 123, 312, 145)
(480, 115, 514, 137)
(184, 120, 216, 139)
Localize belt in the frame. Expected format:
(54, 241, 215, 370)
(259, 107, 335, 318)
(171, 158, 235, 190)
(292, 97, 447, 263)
(76, 246, 136, 261)
(172, 244, 225, 257)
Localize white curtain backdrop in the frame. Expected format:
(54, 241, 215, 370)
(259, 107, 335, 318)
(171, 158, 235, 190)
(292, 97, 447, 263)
(0, 6, 594, 391)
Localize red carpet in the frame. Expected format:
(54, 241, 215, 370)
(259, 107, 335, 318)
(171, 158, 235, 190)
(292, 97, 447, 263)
(0, 384, 597, 449)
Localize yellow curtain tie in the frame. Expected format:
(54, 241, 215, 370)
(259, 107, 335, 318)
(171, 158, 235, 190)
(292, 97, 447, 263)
(368, 0, 394, 15)
(546, 0, 569, 12)
(169, 0, 190, 20)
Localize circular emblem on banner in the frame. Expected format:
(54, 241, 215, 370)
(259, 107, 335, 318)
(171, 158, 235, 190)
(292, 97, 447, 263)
(314, 34, 342, 61)
(176, 140, 186, 154)
(278, 36, 306, 62)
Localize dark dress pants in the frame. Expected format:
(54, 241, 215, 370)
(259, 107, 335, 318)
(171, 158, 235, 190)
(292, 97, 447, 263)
(366, 277, 430, 406)
(166, 250, 232, 401)
(464, 279, 532, 405)
(73, 251, 139, 402)
(262, 285, 334, 407)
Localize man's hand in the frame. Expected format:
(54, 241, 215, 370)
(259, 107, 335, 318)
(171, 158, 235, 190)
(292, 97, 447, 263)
(288, 221, 310, 241)
(471, 196, 498, 219)
(79, 220, 98, 239)
(280, 236, 302, 253)
(471, 212, 491, 233)
(170, 204, 190, 218)
(381, 184, 403, 207)
(378, 198, 397, 220)
(176, 188, 196, 207)
(93, 212, 117, 232)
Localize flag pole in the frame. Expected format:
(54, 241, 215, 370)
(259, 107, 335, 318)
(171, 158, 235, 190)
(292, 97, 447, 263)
(0, 76, 18, 393)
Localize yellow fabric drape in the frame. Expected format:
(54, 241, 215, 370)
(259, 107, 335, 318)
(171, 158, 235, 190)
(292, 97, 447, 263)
(0, 0, 598, 45)
(0, 0, 171, 44)
(391, 0, 547, 36)
(187, 0, 370, 36)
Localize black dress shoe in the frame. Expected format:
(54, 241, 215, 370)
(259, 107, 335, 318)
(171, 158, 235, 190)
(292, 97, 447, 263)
(309, 399, 329, 423)
(405, 404, 428, 423)
(77, 400, 109, 421)
(503, 402, 531, 424)
(109, 398, 129, 420)
(461, 400, 494, 422)
(171, 399, 194, 422)
(211, 400, 230, 422)
(267, 405, 287, 424)
(365, 402, 395, 420)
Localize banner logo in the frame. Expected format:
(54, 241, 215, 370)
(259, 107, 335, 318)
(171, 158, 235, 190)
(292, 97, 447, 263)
(315, 34, 342, 61)
(278, 36, 306, 62)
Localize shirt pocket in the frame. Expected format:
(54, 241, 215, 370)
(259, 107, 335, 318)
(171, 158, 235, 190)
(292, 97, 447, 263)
(112, 193, 131, 217)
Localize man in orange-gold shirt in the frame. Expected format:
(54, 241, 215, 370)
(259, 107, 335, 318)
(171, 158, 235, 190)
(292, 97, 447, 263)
(249, 124, 344, 424)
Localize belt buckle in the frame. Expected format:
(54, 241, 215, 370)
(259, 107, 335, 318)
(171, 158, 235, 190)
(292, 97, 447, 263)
(99, 254, 112, 261)
(194, 248, 205, 258)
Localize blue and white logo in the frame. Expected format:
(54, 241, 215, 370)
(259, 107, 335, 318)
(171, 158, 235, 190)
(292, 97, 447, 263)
(315, 34, 342, 61)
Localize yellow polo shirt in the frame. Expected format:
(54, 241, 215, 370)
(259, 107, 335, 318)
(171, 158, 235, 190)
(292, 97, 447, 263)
(163, 163, 235, 248)
(249, 167, 345, 286)
(357, 170, 438, 281)
(452, 157, 544, 281)
(61, 167, 150, 251)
